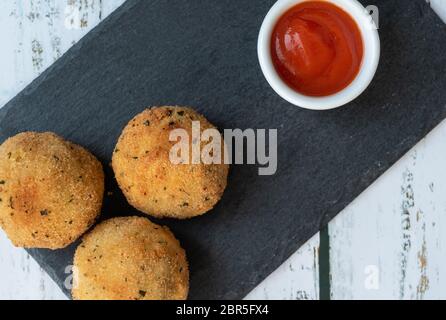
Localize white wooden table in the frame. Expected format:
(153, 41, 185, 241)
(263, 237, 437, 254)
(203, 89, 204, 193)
(1, 0, 446, 300)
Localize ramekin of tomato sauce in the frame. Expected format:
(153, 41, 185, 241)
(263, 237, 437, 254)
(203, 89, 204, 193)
(258, 0, 380, 110)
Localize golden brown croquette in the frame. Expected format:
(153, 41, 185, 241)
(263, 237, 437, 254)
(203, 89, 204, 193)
(0, 132, 104, 249)
(72, 216, 189, 300)
(112, 106, 229, 219)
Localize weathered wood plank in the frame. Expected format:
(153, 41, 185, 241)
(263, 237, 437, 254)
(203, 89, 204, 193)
(0, 0, 125, 300)
(329, 121, 446, 299)
(0, 0, 321, 300)
(0, 0, 126, 107)
(0, 231, 67, 300)
(430, 0, 446, 23)
(1, 0, 446, 300)
(246, 235, 320, 300)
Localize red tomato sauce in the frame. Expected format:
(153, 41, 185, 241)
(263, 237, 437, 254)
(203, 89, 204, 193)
(271, 1, 364, 97)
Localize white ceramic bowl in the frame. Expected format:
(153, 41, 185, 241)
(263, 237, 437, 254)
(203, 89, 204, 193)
(258, 0, 381, 110)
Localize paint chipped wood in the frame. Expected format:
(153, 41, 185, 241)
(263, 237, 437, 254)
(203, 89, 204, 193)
(330, 123, 446, 299)
(1, 0, 446, 300)
(0, 0, 126, 300)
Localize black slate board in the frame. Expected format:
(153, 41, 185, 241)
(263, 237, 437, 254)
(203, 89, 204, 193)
(0, 0, 445, 300)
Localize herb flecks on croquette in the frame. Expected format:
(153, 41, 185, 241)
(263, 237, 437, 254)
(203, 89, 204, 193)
(0, 132, 104, 249)
(72, 217, 189, 300)
(111, 106, 229, 219)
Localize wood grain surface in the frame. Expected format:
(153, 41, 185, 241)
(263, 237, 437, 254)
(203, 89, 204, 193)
(0, 0, 445, 300)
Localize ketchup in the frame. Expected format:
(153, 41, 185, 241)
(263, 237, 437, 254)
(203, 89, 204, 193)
(271, 1, 364, 97)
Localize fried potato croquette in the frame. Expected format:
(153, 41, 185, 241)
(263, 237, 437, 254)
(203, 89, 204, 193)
(72, 216, 189, 300)
(112, 106, 229, 219)
(0, 132, 104, 249)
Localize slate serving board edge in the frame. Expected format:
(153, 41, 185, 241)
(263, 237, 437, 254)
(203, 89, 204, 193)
(0, 0, 445, 300)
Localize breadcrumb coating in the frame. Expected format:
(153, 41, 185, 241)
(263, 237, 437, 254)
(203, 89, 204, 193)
(0, 132, 104, 249)
(72, 216, 189, 300)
